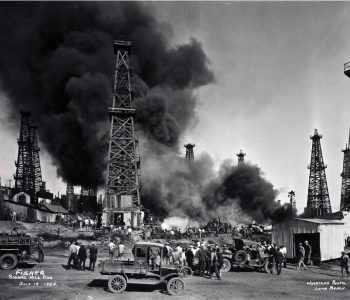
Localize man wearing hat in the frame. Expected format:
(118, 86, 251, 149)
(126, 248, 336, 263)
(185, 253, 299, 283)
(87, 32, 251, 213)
(297, 243, 307, 270)
(67, 240, 79, 269)
(185, 246, 194, 270)
(340, 251, 349, 277)
(89, 242, 98, 271)
(304, 241, 312, 265)
(197, 245, 207, 276)
(37, 238, 44, 263)
(108, 239, 116, 260)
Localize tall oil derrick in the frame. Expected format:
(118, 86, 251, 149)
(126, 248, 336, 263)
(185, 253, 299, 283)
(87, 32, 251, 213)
(306, 129, 332, 217)
(342, 63, 350, 210)
(14, 107, 35, 194)
(340, 130, 350, 211)
(237, 150, 246, 165)
(105, 39, 141, 208)
(184, 143, 195, 162)
(29, 121, 43, 192)
(66, 182, 74, 211)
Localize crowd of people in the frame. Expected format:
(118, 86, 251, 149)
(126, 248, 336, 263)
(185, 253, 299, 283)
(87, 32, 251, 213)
(159, 241, 224, 280)
(67, 240, 99, 271)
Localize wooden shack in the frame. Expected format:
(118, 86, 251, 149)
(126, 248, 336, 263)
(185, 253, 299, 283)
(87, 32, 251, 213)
(272, 218, 344, 262)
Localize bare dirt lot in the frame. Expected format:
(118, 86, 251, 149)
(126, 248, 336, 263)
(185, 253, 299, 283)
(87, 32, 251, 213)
(0, 222, 349, 300)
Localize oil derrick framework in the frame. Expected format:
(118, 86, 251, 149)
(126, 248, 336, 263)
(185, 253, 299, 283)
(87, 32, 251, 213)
(105, 39, 141, 208)
(306, 129, 332, 217)
(340, 130, 350, 211)
(66, 182, 74, 211)
(342, 63, 350, 211)
(29, 121, 43, 192)
(237, 150, 246, 165)
(184, 144, 195, 162)
(14, 107, 35, 193)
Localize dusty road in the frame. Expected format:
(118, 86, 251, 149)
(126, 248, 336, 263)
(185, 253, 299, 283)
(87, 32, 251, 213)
(0, 244, 348, 300)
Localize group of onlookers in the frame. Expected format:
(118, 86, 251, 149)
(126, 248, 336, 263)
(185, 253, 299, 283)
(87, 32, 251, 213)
(67, 240, 98, 271)
(161, 241, 223, 280)
(107, 239, 125, 260)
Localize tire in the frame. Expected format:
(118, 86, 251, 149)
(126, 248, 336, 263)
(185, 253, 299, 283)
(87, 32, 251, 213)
(167, 277, 185, 295)
(233, 250, 248, 265)
(0, 254, 18, 270)
(179, 266, 193, 280)
(108, 275, 127, 294)
(221, 258, 231, 273)
(264, 260, 275, 274)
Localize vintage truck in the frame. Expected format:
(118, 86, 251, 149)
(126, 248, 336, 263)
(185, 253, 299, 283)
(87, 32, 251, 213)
(0, 233, 35, 270)
(220, 238, 275, 273)
(100, 242, 192, 295)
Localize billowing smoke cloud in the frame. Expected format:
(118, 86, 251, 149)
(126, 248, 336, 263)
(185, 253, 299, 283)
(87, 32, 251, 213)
(0, 2, 215, 188)
(0, 3, 285, 225)
(142, 149, 283, 225)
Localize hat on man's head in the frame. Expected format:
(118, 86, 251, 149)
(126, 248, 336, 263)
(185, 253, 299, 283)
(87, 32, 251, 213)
(298, 243, 302, 246)
(341, 251, 345, 254)
(305, 240, 308, 243)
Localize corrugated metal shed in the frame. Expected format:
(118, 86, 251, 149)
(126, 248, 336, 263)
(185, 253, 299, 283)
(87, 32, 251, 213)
(272, 218, 344, 262)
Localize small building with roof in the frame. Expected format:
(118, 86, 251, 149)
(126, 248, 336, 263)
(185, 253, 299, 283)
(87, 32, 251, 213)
(272, 218, 344, 262)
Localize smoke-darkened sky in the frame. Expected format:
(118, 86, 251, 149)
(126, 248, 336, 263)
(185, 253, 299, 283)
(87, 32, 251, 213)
(1, 2, 350, 217)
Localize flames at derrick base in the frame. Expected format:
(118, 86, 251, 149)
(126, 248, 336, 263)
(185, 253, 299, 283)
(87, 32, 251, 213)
(102, 39, 142, 230)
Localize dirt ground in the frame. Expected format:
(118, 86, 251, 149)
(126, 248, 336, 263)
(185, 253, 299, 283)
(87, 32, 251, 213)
(0, 222, 349, 300)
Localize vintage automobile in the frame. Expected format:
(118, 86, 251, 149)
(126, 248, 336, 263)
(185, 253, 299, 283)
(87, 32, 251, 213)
(100, 242, 192, 295)
(0, 232, 35, 270)
(220, 238, 275, 273)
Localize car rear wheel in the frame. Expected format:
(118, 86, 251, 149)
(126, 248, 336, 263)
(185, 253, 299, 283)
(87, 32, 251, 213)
(108, 275, 127, 294)
(221, 258, 231, 272)
(179, 266, 193, 280)
(264, 260, 275, 274)
(167, 277, 185, 295)
(0, 254, 18, 270)
(233, 250, 248, 265)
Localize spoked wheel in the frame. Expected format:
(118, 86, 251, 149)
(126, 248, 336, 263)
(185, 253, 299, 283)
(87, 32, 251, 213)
(264, 260, 276, 274)
(167, 277, 185, 295)
(221, 258, 231, 273)
(0, 254, 18, 270)
(233, 250, 248, 265)
(108, 275, 127, 294)
(179, 266, 193, 280)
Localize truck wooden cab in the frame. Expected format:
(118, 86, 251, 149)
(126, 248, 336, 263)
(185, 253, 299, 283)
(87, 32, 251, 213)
(0, 233, 35, 270)
(100, 242, 190, 295)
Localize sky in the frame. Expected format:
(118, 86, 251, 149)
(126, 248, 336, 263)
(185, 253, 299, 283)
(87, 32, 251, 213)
(1, 2, 350, 213)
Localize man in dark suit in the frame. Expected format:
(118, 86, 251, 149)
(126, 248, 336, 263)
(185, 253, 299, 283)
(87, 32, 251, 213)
(78, 244, 87, 271)
(185, 246, 194, 270)
(197, 245, 207, 276)
(274, 248, 284, 275)
(216, 248, 224, 277)
(89, 242, 98, 271)
(304, 241, 312, 265)
(37, 238, 44, 263)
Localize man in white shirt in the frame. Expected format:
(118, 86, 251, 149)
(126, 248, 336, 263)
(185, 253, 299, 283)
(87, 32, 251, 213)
(280, 244, 287, 267)
(175, 243, 182, 255)
(108, 240, 116, 260)
(85, 219, 90, 231)
(67, 241, 79, 269)
(118, 241, 125, 260)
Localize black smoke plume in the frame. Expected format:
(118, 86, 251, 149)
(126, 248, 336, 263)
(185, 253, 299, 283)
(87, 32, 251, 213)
(0, 2, 215, 188)
(0, 3, 285, 224)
